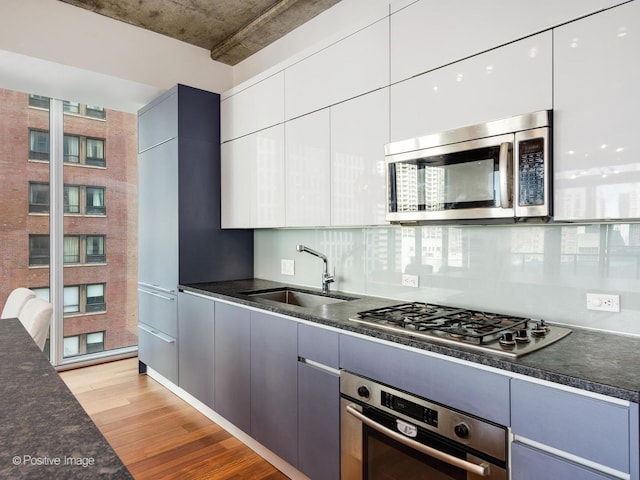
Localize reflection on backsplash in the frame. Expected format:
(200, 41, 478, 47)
(254, 223, 640, 336)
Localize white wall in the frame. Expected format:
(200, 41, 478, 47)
(0, 0, 233, 112)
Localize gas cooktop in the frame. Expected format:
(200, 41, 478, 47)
(349, 302, 571, 357)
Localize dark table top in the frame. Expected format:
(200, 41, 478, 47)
(182, 278, 640, 404)
(0, 318, 133, 479)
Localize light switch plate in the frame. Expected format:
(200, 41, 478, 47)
(281, 259, 295, 276)
(402, 274, 419, 288)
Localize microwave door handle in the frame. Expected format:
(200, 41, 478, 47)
(345, 404, 491, 477)
(498, 142, 513, 208)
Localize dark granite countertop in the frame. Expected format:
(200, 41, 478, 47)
(0, 318, 133, 479)
(182, 279, 640, 404)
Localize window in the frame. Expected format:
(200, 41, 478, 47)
(29, 235, 50, 266)
(63, 236, 80, 263)
(64, 331, 105, 357)
(29, 234, 106, 265)
(86, 138, 105, 167)
(86, 106, 106, 120)
(63, 101, 79, 114)
(86, 284, 105, 312)
(29, 96, 106, 121)
(86, 187, 105, 215)
(86, 235, 105, 263)
(64, 135, 80, 163)
(29, 183, 50, 213)
(33, 284, 106, 314)
(64, 186, 80, 213)
(29, 130, 49, 160)
(28, 94, 50, 109)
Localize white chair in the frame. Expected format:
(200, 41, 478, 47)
(18, 297, 53, 351)
(1, 287, 36, 319)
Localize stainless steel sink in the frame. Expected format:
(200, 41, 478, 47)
(244, 288, 357, 308)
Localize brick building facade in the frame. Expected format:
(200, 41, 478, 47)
(0, 88, 138, 356)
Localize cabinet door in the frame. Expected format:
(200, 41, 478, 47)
(138, 89, 178, 152)
(390, 0, 627, 83)
(221, 124, 285, 228)
(285, 109, 331, 227)
(298, 362, 339, 480)
(250, 311, 298, 466)
(553, 1, 640, 221)
(339, 334, 510, 426)
(178, 292, 215, 408)
(137, 286, 177, 337)
(137, 139, 179, 289)
(214, 302, 251, 434)
(512, 442, 617, 480)
(221, 72, 285, 142)
(511, 379, 630, 474)
(330, 88, 389, 226)
(390, 32, 552, 142)
(285, 18, 389, 120)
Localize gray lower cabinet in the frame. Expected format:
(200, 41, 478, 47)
(250, 311, 298, 467)
(297, 324, 340, 480)
(178, 292, 215, 408)
(511, 378, 633, 478)
(511, 443, 616, 480)
(213, 301, 251, 434)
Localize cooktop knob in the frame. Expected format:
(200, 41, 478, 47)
(357, 385, 370, 399)
(532, 321, 549, 337)
(454, 423, 470, 439)
(515, 329, 530, 343)
(499, 332, 516, 347)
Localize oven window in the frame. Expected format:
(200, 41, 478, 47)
(364, 426, 466, 480)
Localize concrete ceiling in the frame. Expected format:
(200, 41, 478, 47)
(58, 0, 341, 65)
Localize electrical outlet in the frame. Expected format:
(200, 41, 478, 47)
(281, 259, 295, 276)
(586, 293, 620, 312)
(402, 274, 419, 288)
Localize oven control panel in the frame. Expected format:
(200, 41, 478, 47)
(381, 390, 438, 427)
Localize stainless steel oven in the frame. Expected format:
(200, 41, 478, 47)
(341, 370, 507, 479)
(385, 110, 552, 224)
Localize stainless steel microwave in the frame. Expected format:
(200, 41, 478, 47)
(385, 111, 552, 224)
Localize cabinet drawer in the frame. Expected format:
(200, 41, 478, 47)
(512, 442, 616, 480)
(138, 323, 178, 384)
(298, 323, 339, 369)
(339, 334, 510, 426)
(511, 379, 630, 473)
(138, 287, 177, 337)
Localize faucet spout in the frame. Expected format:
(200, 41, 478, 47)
(296, 244, 334, 293)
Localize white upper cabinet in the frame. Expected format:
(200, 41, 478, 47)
(330, 88, 389, 226)
(390, 31, 552, 142)
(285, 109, 331, 227)
(221, 124, 285, 228)
(553, 1, 640, 221)
(221, 72, 285, 142)
(285, 18, 389, 120)
(390, 0, 629, 83)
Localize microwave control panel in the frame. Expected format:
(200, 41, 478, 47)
(518, 138, 545, 206)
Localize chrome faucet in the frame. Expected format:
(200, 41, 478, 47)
(296, 244, 335, 293)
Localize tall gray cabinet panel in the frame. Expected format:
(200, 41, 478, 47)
(250, 311, 298, 467)
(138, 84, 253, 377)
(213, 301, 251, 434)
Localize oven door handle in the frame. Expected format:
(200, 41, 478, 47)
(345, 403, 491, 477)
(498, 141, 513, 208)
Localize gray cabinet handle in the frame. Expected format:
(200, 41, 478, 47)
(138, 324, 175, 344)
(138, 289, 175, 301)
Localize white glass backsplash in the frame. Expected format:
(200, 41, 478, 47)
(254, 223, 640, 336)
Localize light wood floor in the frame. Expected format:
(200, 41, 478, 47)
(60, 357, 288, 480)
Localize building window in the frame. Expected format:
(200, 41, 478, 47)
(30, 183, 106, 216)
(29, 234, 106, 266)
(86, 138, 105, 167)
(29, 183, 50, 213)
(64, 331, 105, 357)
(86, 283, 106, 312)
(86, 106, 106, 120)
(29, 235, 50, 266)
(28, 94, 49, 109)
(33, 284, 106, 314)
(29, 95, 106, 120)
(28, 129, 105, 166)
(86, 236, 106, 263)
(29, 130, 49, 160)
(64, 101, 79, 114)
(86, 187, 105, 215)
(64, 185, 80, 213)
